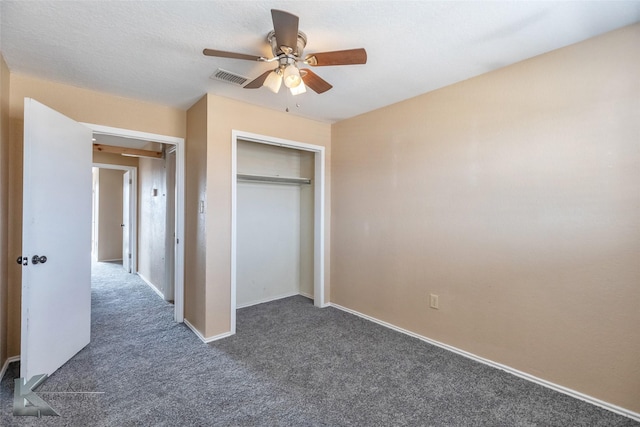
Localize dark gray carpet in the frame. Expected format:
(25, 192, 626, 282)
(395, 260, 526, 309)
(0, 261, 637, 426)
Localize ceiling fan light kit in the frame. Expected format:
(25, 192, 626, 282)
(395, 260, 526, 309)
(263, 69, 282, 93)
(283, 64, 302, 88)
(289, 80, 307, 95)
(203, 9, 366, 97)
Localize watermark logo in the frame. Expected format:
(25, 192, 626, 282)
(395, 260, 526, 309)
(14, 374, 105, 417)
(13, 374, 59, 417)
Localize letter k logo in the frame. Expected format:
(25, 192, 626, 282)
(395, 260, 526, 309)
(13, 374, 59, 416)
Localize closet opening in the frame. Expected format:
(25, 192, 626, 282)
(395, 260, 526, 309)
(231, 131, 326, 334)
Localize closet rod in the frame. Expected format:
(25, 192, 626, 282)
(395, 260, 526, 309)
(237, 174, 311, 185)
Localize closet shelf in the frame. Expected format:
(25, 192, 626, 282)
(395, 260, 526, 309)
(237, 174, 311, 185)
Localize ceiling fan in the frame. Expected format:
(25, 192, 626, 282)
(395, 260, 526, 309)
(203, 9, 367, 95)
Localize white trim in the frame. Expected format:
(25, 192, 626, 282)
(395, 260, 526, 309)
(85, 124, 183, 145)
(236, 291, 300, 309)
(183, 318, 233, 343)
(137, 273, 165, 299)
(173, 137, 186, 322)
(0, 355, 21, 380)
(299, 291, 314, 300)
(230, 130, 327, 334)
(95, 258, 123, 263)
(330, 303, 640, 422)
(231, 135, 238, 334)
(92, 163, 138, 274)
(314, 147, 327, 308)
(84, 123, 185, 324)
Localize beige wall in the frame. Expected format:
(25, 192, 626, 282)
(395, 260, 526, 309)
(10, 75, 185, 138)
(0, 54, 10, 368)
(185, 96, 207, 333)
(6, 117, 22, 361)
(203, 94, 331, 337)
(96, 168, 125, 261)
(331, 24, 640, 413)
(5, 74, 186, 357)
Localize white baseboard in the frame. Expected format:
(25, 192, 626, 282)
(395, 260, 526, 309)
(299, 291, 314, 300)
(236, 291, 300, 309)
(137, 273, 164, 299)
(0, 355, 21, 380)
(183, 318, 233, 344)
(330, 303, 640, 422)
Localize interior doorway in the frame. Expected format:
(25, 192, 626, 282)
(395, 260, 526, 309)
(87, 124, 185, 322)
(91, 164, 137, 272)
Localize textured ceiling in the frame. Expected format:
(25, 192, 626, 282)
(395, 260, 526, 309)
(1, 1, 639, 123)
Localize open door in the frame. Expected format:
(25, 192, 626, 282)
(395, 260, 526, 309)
(122, 171, 131, 273)
(20, 98, 93, 380)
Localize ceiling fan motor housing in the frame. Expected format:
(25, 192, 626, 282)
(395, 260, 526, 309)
(267, 30, 307, 58)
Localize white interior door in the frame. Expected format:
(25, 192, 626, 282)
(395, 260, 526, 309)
(122, 171, 131, 273)
(20, 98, 93, 380)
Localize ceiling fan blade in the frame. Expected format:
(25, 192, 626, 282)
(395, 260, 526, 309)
(300, 69, 333, 94)
(304, 48, 367, 66)
(271, 9, 299, 52)
(244, 70, 273, 89)
(203, 48, 263, 61)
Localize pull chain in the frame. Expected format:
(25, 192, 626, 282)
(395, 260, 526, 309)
(284, 90, 300, 113)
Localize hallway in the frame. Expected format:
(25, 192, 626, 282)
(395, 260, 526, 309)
(0, 262, 193, 426)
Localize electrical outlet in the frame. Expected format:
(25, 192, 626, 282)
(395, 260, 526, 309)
(429, 293, 439, 309)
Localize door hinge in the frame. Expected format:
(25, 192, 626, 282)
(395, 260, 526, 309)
(129, 179, 132, 185)
(128, 253, 132, 259)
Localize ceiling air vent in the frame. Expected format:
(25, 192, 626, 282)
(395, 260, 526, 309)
(210, 68, 249, 86)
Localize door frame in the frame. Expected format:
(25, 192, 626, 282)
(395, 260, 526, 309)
(164, 146, 177, 301)
(231, 130, 327, 334)
(92, 163, 138, 272)
(85, 123, 185, 323)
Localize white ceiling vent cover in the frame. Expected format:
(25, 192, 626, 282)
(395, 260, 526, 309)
(210, 68, 249, 86)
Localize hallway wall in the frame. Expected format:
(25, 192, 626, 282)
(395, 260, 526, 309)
(137, 148, 168, 296)
(0, 54, 11, 371)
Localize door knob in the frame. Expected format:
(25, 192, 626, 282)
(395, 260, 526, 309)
(17, 256, 28, 266)
(32, 255, 47, 265)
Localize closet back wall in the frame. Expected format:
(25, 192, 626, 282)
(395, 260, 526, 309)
(236, 140, 314, 308)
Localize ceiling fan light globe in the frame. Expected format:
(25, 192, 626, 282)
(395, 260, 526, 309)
(290, 80, 307, 96)
(283, 64, 302, 88)
(263, 70, 282, 93)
